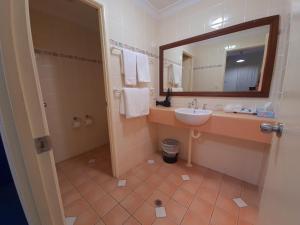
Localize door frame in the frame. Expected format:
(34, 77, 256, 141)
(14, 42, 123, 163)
(77, 0, 118, 177)
(0, 0, 117, 224)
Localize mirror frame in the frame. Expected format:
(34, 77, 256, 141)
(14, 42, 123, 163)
(159, 15, 279, 97)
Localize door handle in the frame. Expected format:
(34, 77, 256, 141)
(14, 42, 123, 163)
(260, 122, 284, 137)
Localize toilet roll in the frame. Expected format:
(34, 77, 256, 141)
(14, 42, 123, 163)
(84, 118, 93, 126)
(72, 120, 81, 128)
(72, 117, 81, 129)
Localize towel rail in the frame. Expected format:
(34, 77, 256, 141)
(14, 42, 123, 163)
(110, 46, 154, 64)
(113, 87, 155, 98)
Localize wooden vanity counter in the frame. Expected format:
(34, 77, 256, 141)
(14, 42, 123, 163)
(148, 107, 276, 144)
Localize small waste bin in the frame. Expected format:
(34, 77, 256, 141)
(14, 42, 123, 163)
(161, 139, 180, 163)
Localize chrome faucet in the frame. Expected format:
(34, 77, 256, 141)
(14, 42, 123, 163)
(191, 98, 199, 110)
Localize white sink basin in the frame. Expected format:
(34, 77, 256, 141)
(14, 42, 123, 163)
(175, 108, 212, 126)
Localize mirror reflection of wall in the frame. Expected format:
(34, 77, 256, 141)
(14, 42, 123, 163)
(163, 25, 270, 93)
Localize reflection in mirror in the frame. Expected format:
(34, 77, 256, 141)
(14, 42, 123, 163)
(163, 25, 270, 93)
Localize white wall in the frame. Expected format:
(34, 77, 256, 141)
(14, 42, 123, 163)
(30, 10, 109, 162)
(156, 0, 291, 185)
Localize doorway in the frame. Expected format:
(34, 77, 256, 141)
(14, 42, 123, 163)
(28, 0, 114, 221)
(182, 52, 193, 91)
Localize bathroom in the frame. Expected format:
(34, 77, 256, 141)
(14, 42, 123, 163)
(0, 0, 299, 225)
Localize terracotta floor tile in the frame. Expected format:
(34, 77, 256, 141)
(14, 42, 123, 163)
(239, 206, 258, 224)
(62, 189, 82, 207)
(153, 218, 178, 225)
(77, 181, 99, 195)
(196, 187, 219, 205)
(180, 180, 200, 195)
(86, 167, 103, 178)
(134, 202, 156, 225)
(124, 216, 142, 225)
(68, 173, 91, 187)
(220, 179, 242, 198)
(110, 186, 132, 202)
(134, 167, 152, 181)
(166, 174, 183, 186)
(181, 210, 209, 225)
(189, 198, 214, 224)
(202, 177, 222, 192)
(103, 205, 130, 225)
(134, 182, 156, 200)
(172, 189, 193, 208)
(91, 193, 117, 217)
(165, 199, 187, 224)
(59, 179, 74, 195)
(126, 175, 143, 190)
(156, 166, 172, 178)
(158, 181, 178, 197)
(238, 219, 253, 225)
(210, 207, 238, 225)
(79, 184, 106, 203)
(64, 199, 90, 217)
(216, 195, 239, 216)
(74, 208, 99, 225)
(92, 171, 112, 185)
(189, 173, 204, 185)
(121, 192, 144, 214)
(100, 178, 118, 193)
(147, 174, 164, 188)
(95, 220, 106, 225)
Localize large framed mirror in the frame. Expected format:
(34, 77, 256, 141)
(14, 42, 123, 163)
(159, 15, 279, 97)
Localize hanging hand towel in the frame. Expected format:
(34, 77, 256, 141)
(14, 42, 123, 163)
(136, 52, 151, 83)
(122, 88, 150, 119)
(122, 49, 137, 85)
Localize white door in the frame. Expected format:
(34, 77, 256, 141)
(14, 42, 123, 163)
(0, 1, 65, 225)
(258, 2, 300, 225)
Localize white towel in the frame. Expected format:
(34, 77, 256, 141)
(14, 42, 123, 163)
(171, 87, 183, 92)
(122, 49, 137, 85)
(168, 64, 182, 87)
(120, 88, 150, 119)
(136, 52, 151, 83)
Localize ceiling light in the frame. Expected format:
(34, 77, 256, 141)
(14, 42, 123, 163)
(225, 45, 236, 50)
(236, 59, 245, 63)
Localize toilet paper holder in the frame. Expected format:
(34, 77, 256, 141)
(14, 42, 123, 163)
(84, 115, 93, 126)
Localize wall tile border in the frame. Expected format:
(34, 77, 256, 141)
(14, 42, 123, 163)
(34, 48, 101, 64)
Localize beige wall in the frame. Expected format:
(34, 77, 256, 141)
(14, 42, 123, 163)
(30, 10, 109, 162)
(95, 0, 159, 176)
(156, 0, 290, 185)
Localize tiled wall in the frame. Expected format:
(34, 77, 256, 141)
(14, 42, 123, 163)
(30, 10, 109, 162)
(94, 0, 159, 175)
(155, 0, 291, 185)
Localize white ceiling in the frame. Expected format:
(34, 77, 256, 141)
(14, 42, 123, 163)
(147, 0, 181, 11)
(142, 0, 202, 18)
